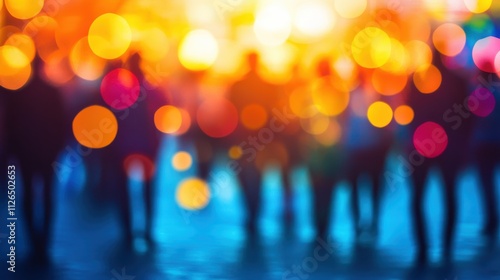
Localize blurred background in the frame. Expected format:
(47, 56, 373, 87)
(0, 0, 500, 279)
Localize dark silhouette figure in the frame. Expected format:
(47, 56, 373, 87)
(473, 69, 500, 237)
(60, 75, 109, 205)
(278, 65, 306, 232)
(171, 69, 215, 183)
(227, 52, 282, 233)
(306, 58, 345, 239)
(1, 56, 66, 261)
(406, 50, 473, 263)
(344, 87, 393, 237)
(107, 53, 167, 248)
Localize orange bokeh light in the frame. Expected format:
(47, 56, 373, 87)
(413, 64, 442, 94)
(72, 105, 118, 149)
(240, 103, 268, 130)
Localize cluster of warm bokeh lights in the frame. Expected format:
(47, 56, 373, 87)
(1, 0, 500, 210)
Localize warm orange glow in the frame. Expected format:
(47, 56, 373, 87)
(0, 45, 32, 90)
(394, 105, 414, 126)
(24, 16, 59, 62)
(311, 77, 350, 116)
(289, 86, 316, 118)
(371, 69, 407, 96)
(413, 64, 442, 94)
(0, 64, 31, 90)
(5, 33, 36, 62)
(433, 23, 466, 57)
(154, 105, 183, 134)
(72, 105, 118, 149)
(70, 37, 107, 81)
(381, 39, 409, 75)
(315, 119, 342, 146)
(405, 40, 433, 73)
(43, 51, 75, 86)
(240, 103, 268, 130)
(175, 109, 192, 136)
(137, 27, 169, 62)
(0, 45, 29, 70)
(301, 113, 330, 135)
(172, 151, 193, 171)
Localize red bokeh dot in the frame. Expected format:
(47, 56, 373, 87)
(100, 68, 140, 110)
(197, 97, 238, 138)
(123, 153, 155, 181)
(413, 122, 448, 158)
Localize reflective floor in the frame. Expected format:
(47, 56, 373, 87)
(1, 137, 499, 279)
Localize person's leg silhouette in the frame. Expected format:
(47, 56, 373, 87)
(477, 146, 499, 236)
(411, 164, 430, 263)
(238, 165, 262, 234)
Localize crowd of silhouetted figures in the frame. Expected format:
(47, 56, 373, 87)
(1, 50, 499, 265)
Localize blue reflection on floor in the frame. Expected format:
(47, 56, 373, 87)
(1, 136, 500, 279)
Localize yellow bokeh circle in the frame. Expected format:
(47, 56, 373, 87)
(88, 13, 132, 59)
(176, 178, 211, 210)
(5, 33, 36, 62)
(0, 45, 32, 90)
(5, 0, 43, 20)
(352, 27, 392, 69)
(464, 0, 492, 13)
(367, 101, 393, 128)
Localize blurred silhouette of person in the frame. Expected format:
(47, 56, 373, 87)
(60, 74, 110, 205)
(227, 51, 282, 233)
(238, 232, 267, 279)
(472, 68, 500, 237)
(343, 79, 394, 237)
(107, 53, 167, 248)
(305, 58, 346, 240)
(1, 55, 66, 261)
(170, 68, 216, 182)
(276, 64, 306, 232)
(406, 49, 473, 263)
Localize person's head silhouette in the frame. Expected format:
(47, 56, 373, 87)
(316, 57, 331, 77)
(246, 51, 259, 73)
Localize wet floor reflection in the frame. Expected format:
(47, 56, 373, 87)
(1, 137, 499, 280)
